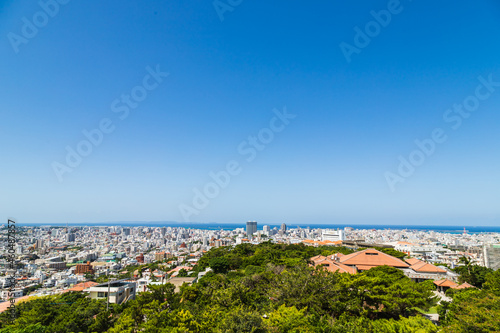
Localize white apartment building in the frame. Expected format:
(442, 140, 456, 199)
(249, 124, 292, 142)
(322, 230, 345, 242)
(84, 280, 136, 305)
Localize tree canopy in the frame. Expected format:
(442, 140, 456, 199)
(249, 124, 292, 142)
(4, 242, 493, 332)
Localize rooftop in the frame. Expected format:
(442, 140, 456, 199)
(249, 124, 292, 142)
(339, 249, 410, 268)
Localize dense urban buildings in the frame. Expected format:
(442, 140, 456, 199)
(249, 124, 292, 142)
(0, 222, 499, 310)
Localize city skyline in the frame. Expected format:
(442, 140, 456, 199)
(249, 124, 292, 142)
(1, 1, 500, 225)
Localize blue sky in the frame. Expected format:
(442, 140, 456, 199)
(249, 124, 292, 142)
(1, 0, 500, 225)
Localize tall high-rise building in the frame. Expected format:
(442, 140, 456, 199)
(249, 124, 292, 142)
(66, 233, 75, 242)
(35, 239, 45, 249)
(246, 221, 257, 237)
(263, 225, 270, 235)
(281, 223, 287, 233)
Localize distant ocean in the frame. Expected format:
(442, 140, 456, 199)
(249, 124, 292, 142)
(15, 222, 500, 234)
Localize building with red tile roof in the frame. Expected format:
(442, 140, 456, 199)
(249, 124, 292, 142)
(303, 240, 343, 247)
(451, 282, 474, 290)
(167, 266, 193, 276)
(403, 258, 455, 282)
(61, 281, 99, 293)
(405, 257, 421, 266)
(68, 281, 99, 292)
(409, 261, 447, 274)
(309, 255, 356, 274)
(434, 279, 458, 292)
(338, 248, 410, 271)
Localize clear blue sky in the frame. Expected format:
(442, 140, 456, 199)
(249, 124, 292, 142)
(1, 1, 500, 225)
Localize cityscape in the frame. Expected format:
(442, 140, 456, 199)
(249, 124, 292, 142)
(2, 1, 500, 332)
(1, 222, 499, 310)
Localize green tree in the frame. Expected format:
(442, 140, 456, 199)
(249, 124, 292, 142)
(0, 323, 47, 333)
(83, 272, 95, 281)
(359, 266, 437, 319)
(440, 289, 500, 332)
(177, 268, 190, 277)
(371, 315, 438, 333)
(265, 304, 314, 333)
(453, 256, 493, 288)
(217, 307, 265, 333)
(483, 269, 500, 296)
(209, 257, 230, 274)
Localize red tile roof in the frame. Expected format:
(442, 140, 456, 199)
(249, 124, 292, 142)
(310, 256, 356, 274)
(303, 240, 343, 246)
(321, 261, 356, 274)
(451, 282, 474, 289)
(356, 265, 374, 271)
(434, 279, 458, 288)
(167, 266, 192, 274)
(60, 281, 99, 293)
(310, 255, 327, 263)
(405, 258, 421, 266)
(405, 258, 447, 273)
(339, 249, 410, 268)
(397, 241, 416, 246)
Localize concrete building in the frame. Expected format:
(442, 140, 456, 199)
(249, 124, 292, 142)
(322, 229, 345, 242)
(263, 225, 270, 235)
(75, 262, 94, 275)
(84, 280, 136, 305)
(1, 290, 23, 300)
(484, 244, 500, 270)
(66, 233, 75, 242)
(46, 262, 67, 270)
(246, 221, 257, 237)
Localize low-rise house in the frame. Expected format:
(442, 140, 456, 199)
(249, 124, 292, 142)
(197, 267, 213, 279)
(64, 281, 98, 292)
(83, 279, 136, 305)
(55, 275, 78, 288)
(0, 290, 23, 300)
(136, 277, 151, 293)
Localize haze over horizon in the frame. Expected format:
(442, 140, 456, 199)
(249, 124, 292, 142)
(1, 1, 500, 226)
